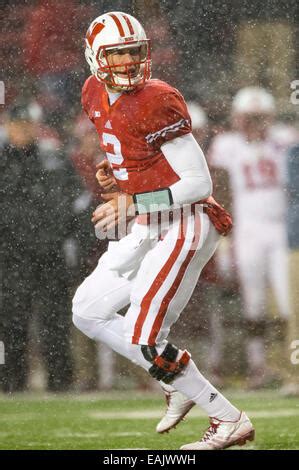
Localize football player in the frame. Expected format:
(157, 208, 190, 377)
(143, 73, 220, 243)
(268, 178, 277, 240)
(72, 11, 254, 449)
(209, 87, 298, 389)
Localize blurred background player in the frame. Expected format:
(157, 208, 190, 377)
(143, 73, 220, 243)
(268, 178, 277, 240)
(209, 86, 298, 389)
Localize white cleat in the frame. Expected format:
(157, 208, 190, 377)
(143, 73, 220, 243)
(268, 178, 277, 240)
(156, 386, 195, 434)
(180, 412, 255, 450)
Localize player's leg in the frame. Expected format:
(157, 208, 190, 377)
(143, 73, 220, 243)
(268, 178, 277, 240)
(123, 208, 216, 345)
(268, 223, 290, 319)
(73, 209, 237, 414)
(72, 251, 150, 370)
(73, 214, 253, 448)
(235, 227, 268, 387)
(72, 242, 191, 425)
(155, 382, 195, 433)
(123, 208, 253, 448)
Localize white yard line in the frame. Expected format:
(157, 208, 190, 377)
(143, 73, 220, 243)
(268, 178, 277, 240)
(1, 408, 297, 424)
(89, 408, 299, 420)
(52, 431, 144, 438)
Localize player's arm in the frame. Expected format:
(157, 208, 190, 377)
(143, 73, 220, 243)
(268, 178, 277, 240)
(162, 133, 212, 204)
(96, 159, 119, 191)
(132, 88, 211, 212)
(91, 133, 212, 232)
(91, 191, 134, 232)
(92, 89, 211, 231)
(132, 133, 212, 213)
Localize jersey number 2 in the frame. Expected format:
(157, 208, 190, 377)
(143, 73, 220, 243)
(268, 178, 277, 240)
(102, 133, 128, 181)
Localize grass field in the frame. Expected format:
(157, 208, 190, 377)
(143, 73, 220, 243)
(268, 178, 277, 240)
(0, 390, 298, 450)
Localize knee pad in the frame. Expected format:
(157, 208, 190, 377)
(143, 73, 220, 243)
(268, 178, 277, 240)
(141, 343, 191, 384)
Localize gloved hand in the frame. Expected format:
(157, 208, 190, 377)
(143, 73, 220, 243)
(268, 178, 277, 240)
(201, 195, 233, 236)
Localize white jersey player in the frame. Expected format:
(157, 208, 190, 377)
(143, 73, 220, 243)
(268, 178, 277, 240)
(209, 86, 298, 387)
(72, 11, 255, 449)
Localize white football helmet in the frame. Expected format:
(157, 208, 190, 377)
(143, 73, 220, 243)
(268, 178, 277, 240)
(85, 11, 151, 90)
(232, 86, 275, 115)
(187, 102, 207, 129)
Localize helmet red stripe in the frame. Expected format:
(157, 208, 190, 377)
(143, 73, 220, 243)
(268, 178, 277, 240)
(122, 14, 135, 35)
(87, 22, 105, 47)
(109, 13, 125, 37)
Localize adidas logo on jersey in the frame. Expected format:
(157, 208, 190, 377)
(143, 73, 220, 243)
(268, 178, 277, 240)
(209, 393, 218, 403)
(105, 120, 112, 129)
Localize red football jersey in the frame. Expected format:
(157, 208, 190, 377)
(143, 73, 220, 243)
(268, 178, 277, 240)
(81, 76, 191, 194)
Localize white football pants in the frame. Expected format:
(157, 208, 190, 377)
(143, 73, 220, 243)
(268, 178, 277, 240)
(234, 221, 289, 320)
(72, 206, 219, 366)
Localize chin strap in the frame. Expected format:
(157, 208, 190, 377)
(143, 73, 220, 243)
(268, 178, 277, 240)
(141, 343, 191, 384)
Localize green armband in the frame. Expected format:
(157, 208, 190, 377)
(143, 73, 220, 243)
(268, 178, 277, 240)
(133, 188, 173, 215)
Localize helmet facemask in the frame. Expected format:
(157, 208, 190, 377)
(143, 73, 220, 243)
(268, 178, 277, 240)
(93, 40, 151, 90)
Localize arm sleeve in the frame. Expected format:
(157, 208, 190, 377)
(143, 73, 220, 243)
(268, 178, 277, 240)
(161, 133, 212, 205)
(143, 90, 191, 149)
